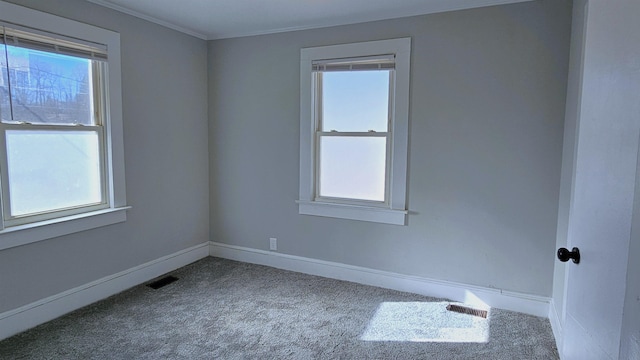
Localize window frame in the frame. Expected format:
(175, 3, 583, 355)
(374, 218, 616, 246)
(0, 1, 128, 250)
(0, 53, 108, 226)
(314, 68, 394, 205)
(298, 38, 411, 225)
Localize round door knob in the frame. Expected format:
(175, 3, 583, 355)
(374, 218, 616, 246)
(557, 247, 580, 264)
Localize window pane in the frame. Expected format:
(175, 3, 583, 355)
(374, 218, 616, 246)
(319, 136, 386, 201)
(0, 43, 10, 123)
(321, 70, 389, 132)
(2, 45, 94, 125)
(6, 130, 102, 216)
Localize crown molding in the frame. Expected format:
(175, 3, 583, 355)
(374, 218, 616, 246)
(86, 0, 208, 40)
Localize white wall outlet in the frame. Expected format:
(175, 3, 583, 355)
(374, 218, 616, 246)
(269, 238, 277, 251)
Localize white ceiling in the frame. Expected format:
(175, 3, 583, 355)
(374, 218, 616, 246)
(86, 0, 532, 40)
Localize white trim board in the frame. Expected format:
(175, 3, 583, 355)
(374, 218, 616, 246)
(209, 241, 550, 318)
(548, 299, 564, 359)
(0, 242, 209, 341)
(0, 240, 550, 342)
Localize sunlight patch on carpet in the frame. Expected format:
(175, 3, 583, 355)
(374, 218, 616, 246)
(360, 302, 490, 343)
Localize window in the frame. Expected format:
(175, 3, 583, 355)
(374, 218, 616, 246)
(0, 2, 127, 250)
(298, 38, 411, 225)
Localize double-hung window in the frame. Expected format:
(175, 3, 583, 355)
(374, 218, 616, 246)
(0, 1, 127, 249)
(0, 26, 108, 225)
(298, 38, 411, 225)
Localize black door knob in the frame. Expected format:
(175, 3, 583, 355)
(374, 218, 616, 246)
(557, 247, 580, 264)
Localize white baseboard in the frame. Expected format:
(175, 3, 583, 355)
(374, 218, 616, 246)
(549, 299, 564, 359)
(0, 242, 209, 341)
(0, 241, 552, 342)
(209, 241, 550, 317)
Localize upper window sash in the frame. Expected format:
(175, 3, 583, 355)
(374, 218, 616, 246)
(314, 69, 394, 133)
(1, 55, 106, 127)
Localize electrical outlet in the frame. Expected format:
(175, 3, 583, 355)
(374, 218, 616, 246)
(269, 238, 277, 251)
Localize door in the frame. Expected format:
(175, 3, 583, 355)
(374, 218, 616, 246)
(561, 1, 640, 359)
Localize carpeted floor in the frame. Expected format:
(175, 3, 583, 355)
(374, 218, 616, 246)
(0, 257, 559, 359)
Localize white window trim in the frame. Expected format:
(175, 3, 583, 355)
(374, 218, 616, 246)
(0, 1, 128, 249)
(298, 38, 411, 225)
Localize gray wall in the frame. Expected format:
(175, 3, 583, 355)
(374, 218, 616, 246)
(208, 0, 572, 296)
(0, 0, 209, 313)
(0, 0, 571, 316)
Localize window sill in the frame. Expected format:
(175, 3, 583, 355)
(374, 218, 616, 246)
(0, 206, 131, 251)
(297, 200, 407, 225)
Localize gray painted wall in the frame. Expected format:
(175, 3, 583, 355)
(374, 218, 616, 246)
(0, 0, 209, 313)
(208, 0, 572, 296)
(0, 0, 572, 318)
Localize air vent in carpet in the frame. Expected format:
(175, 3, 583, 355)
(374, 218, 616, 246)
(147, 275, 179, 289)
(446, 304, 488, 318)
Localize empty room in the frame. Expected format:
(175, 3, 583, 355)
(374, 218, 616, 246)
(0, 0, 638, 359)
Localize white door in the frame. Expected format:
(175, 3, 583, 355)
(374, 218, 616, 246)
(561, 1, 640, 359)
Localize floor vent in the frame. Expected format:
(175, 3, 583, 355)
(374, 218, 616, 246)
(446, 304, 488, 318)
(147, 275, 179, 289)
